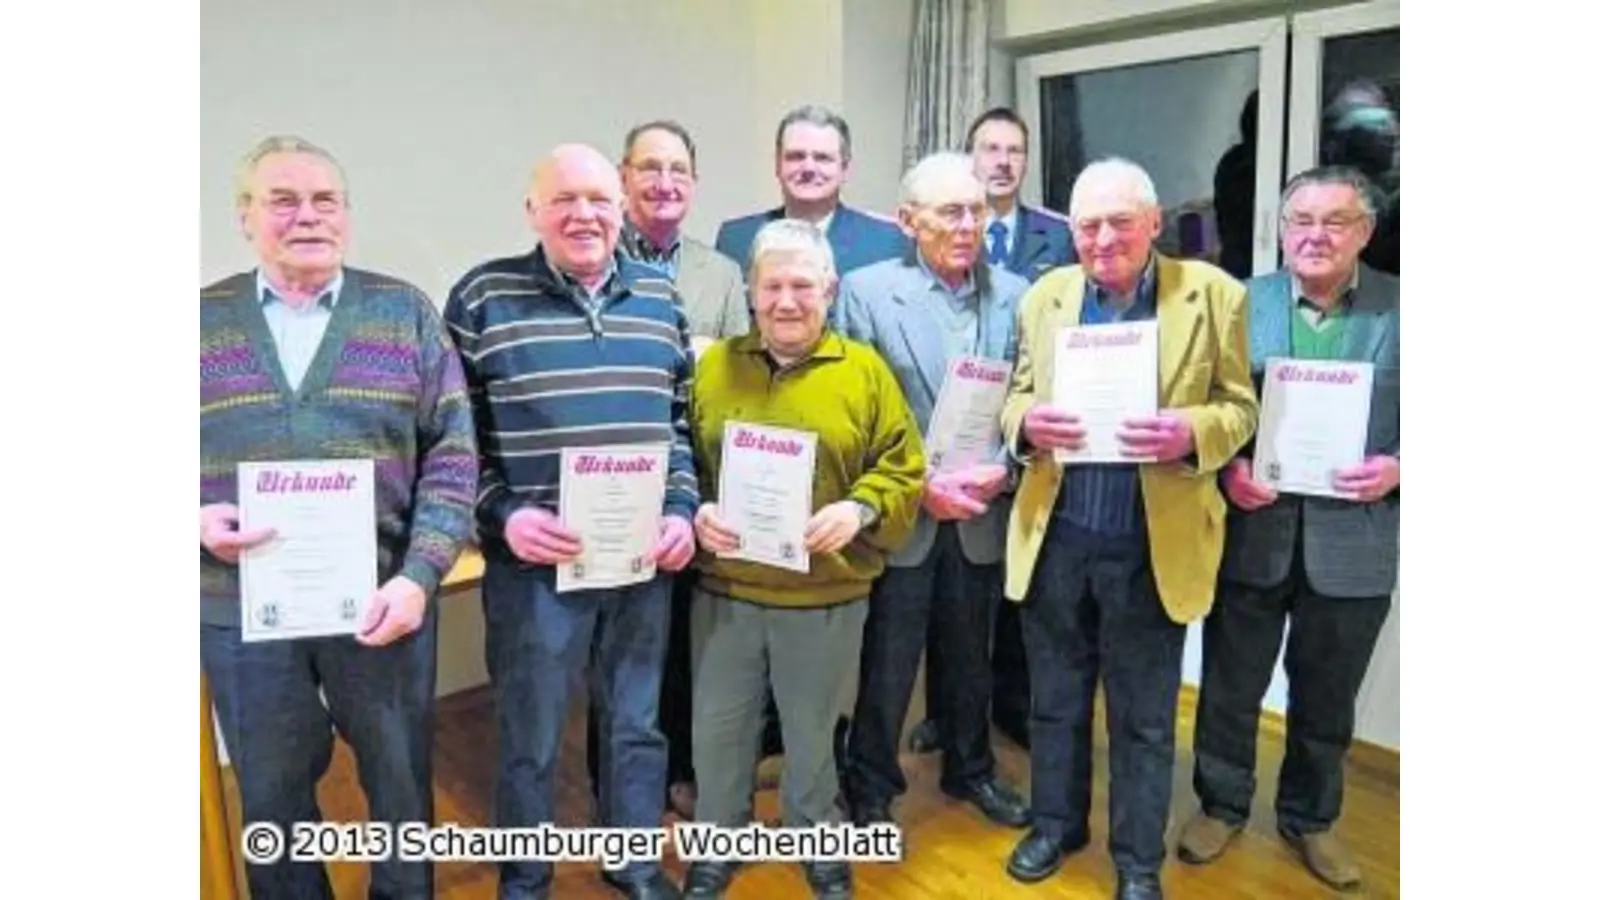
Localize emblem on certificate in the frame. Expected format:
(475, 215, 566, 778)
(780, 542, 795, 560)
(573, 562, 586, 580)
(1265, 461, 1282, 483)
(258, 603, 280, 629)
(630, 556, 644, 574)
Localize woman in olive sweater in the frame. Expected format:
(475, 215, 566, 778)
(682, 218, 925, 900)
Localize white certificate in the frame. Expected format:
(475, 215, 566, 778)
(237, 459, 377, 643)
(925, 356, 1013, 474)
(556, 444, 670, 593)
(1051, 320, 1159, 465)
(1253, 358, 1374, 498)
(717, 421, 818, 573)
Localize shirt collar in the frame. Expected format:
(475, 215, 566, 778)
(620, 217, 682, 266)
(916, 250, 976, 299)
(257, 267, 343, 308)
(993, 205, 1019, 238)
(1087, 253, 1157, 309)
(1292, 264, 1361, 312)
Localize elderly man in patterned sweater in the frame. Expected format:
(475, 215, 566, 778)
(198, 136, 478, 900)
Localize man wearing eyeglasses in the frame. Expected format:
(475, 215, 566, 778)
(999, 157, 1257, 900)
(1176, 165, 1399, 894)
(833, 151, 1031, 833)
(582, 121, 750, 824)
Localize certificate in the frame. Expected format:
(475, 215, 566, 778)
(1253, 358, 1374, 498)
(237, 459, 377, 643)
(556, 444, 669, 593)
(925, 356, 1012, 473)
(717, 421, 817, 573)
(1051, 320, 1159, 465)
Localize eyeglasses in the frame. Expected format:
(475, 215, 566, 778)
(628, 160, 694, 183)
(1282, 213, 1367, 235)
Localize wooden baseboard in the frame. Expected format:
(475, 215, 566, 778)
(1175, 684, 1399, 784)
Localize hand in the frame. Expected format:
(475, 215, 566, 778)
(1118, 412, 1194, 462)
(957, 463, 1009, 503)
(923, 473, 987, 521)
(1022, 404, 1085, 452)
(804, 501, 864, 554)
(693, 503, 741, 555)
(651, 514, 697, 572)
(504, 507, 582, 564)
(199, 503, 276, 564)
(1222, 458, 1279, 511)
(357, 575, 427, 647)
(1333, 455, 1400, 502)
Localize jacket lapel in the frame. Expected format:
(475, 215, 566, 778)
(892, 284, 947, 400)
(1251, 270, 1294, 367)
(828, 206, 856, 272)
(1155, 254, 1205, 405)
(1338, 265, 1396, 362)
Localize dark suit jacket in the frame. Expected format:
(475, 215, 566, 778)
(1221, 264, 1401, 598)
(714, 204, 909, 278)
(999, 204, 1076, 284)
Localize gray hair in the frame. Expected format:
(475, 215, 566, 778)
(899, 151, 981, 207)
(748, 218, 837, 285)
(234, 135, 348, 208)
(774, 104, 853, 164)
(1279, 165, 1376, 219)
(1069, 156, 1159, 217)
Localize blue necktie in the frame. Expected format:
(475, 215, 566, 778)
(987, 220, 1009, 265)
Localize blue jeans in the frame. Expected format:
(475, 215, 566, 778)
(482, 559, 671, 897)
(200, 610, 438, 900)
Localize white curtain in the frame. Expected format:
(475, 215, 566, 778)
(902, 0, 992, 169)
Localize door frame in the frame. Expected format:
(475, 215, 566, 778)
(1014, 17, 1290, 275)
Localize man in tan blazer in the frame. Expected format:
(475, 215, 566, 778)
(997, 157, 1257, 900)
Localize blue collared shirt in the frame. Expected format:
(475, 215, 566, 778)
(1056, 256, 1157, 538)
(256, 268, 344, 391)
(916, 251, 981, 362)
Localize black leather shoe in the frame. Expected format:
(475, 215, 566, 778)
(850, 797, 892, 827)
(1115, 871, 1163, 900)
(945, 777, 1031, 827)
(1005, 828, 1087, 883)
(602, 869, 682, 899)
(802, 860, 853, 898)
(907, 718, 941, 754)
(682, 861, 739, 897)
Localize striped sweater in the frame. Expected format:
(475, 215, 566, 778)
(442, 246, 699, 563)
(199, 268, 479, 626)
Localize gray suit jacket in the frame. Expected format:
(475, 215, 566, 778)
(676, 237, 750, 339)
(835, 257, 1026, 568)
(1222, 264, 1400, 598)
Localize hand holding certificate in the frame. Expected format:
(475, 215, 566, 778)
(556, 444, 670, 593)
(1253, 358, 1374, 499)
(715, 421, 818, 573)
(237, 459, 378, 643)
(925, 355, 1012, 474)
(1051, 320, 1159, 464)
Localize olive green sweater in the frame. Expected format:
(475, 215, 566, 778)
(690, 330, 926, 607)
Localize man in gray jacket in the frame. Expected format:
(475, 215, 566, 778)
(1177, 165, 1399, 893)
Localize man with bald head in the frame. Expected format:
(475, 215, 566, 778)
(833, 151, 1031, 832)
(444, 143, 698, 900)
(998, 158, 1256, 899)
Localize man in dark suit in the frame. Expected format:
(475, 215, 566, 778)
(908, 107, 1077, 756)
(1176, 165, 1399, 894)
(715, 104, 907, 278)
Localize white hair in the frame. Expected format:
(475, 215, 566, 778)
(749, 218, 837, 284)
(899, 151, 981, 206)
(1069, 156, 1159, 216)
(234, 135, 348, 207)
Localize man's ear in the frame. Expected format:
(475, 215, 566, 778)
(896, 204, 918, 240)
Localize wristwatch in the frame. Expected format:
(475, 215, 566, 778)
(853, 500, 880, 531)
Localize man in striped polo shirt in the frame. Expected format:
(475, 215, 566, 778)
(444, 144, 699, 900)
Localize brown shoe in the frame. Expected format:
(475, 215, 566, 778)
(1281, 828, 1362, 891)
(1176, 812, 1243, 864)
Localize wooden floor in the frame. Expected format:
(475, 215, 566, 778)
(214, 687, 1399, 899)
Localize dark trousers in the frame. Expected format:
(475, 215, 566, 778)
(483, 560, 670, 896)
(200, 612, 438, 900)
(1193, 554, 1392, 836)
(923, 584, 1031, 746)
(587, 572, 696, 800)
(1022, 521, 1185, 877)
(846, 524, 1001, 804)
